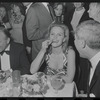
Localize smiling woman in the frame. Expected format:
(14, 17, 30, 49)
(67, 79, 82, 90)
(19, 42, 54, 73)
(30, 23, 76, 86)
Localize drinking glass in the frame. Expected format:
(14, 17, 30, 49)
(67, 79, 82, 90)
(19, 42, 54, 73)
(12, 70, 21, 96)
(12, 70, 21, 86)
(50, 76, 65, 93)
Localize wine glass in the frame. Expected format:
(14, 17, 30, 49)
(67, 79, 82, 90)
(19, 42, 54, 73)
(50, 76, 65, 93)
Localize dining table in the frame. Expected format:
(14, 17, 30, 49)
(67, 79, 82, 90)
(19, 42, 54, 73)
(0, 71, 78, 97)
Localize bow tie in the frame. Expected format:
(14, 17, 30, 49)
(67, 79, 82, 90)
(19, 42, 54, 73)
(0, 50, 10, 55)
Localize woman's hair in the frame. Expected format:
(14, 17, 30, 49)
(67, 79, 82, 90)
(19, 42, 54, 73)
(10, 3, 26, 16)
(53, 2, 64, 9)
(0, 4, 9, 23)
(47, 22, 69, 53)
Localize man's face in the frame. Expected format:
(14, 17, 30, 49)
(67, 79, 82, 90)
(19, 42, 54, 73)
(88, 3, 98, 19)
(0, 31, 9, 52)
(74, 34, 81, 53)
(0, 7, 6, 19)
(73, 2, 82, 8)
(74, 32, 86, 58)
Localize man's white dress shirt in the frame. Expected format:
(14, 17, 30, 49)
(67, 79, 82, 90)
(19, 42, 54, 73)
(25, 3, 33, 14)
(42, 2, 50, 13)
(0, 45, 12, 72)
(89, 51, 100, 97)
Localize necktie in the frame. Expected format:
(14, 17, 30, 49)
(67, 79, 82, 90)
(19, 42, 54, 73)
(87, 61, 92, 97)
(47, 4, 54, 20)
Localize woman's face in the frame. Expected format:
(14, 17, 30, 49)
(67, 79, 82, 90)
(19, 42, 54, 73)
(54, 4, 63, 17)
(50, 26, 66, 48)
(88, 3, 98, 19)
(0, 7, 6, 19)
(73, 2, 82, 8)
(13, 5, 21, 15)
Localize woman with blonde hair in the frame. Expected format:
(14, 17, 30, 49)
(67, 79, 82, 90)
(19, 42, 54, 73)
(30, 23, 76, 84)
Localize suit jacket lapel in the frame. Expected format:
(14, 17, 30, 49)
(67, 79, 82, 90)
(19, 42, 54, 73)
(89, 61, 100, 91)
(47, 4, 55, 20)
(37, 3, 54, 21)
(26, 3, 34, 14)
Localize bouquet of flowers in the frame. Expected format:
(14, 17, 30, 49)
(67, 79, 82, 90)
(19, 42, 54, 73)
(21, 72, 49, 96)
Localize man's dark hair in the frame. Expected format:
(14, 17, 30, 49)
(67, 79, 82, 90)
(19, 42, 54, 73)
(0, 3, 9, 23)
(0, 26, 11, 38)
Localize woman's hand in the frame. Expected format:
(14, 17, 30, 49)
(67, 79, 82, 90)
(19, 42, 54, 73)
(41, 39, 52, 53)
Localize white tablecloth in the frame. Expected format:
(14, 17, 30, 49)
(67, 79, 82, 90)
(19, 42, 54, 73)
(0, 74, 78, 97)
(44, 81, 78, 97)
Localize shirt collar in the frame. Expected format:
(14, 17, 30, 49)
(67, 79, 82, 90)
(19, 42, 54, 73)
(0, 44, 10, 56)
(42, 2, 49, 8)
(42, 2, 49, 12)
(26, 3, 33, 14)
(5, 44, 10, 51)
(90, 51, 100, 70)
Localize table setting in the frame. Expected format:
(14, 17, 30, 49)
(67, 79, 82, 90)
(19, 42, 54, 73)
(0, 70, 78, 97)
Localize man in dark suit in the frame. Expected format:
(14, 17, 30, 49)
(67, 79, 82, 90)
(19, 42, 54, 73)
(22, 2, 33, 63)
(65, 2, 92, 93)
(74, 20, 100, 97)
(24, 2, 54, 60)
(0, 27, 30, 75)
